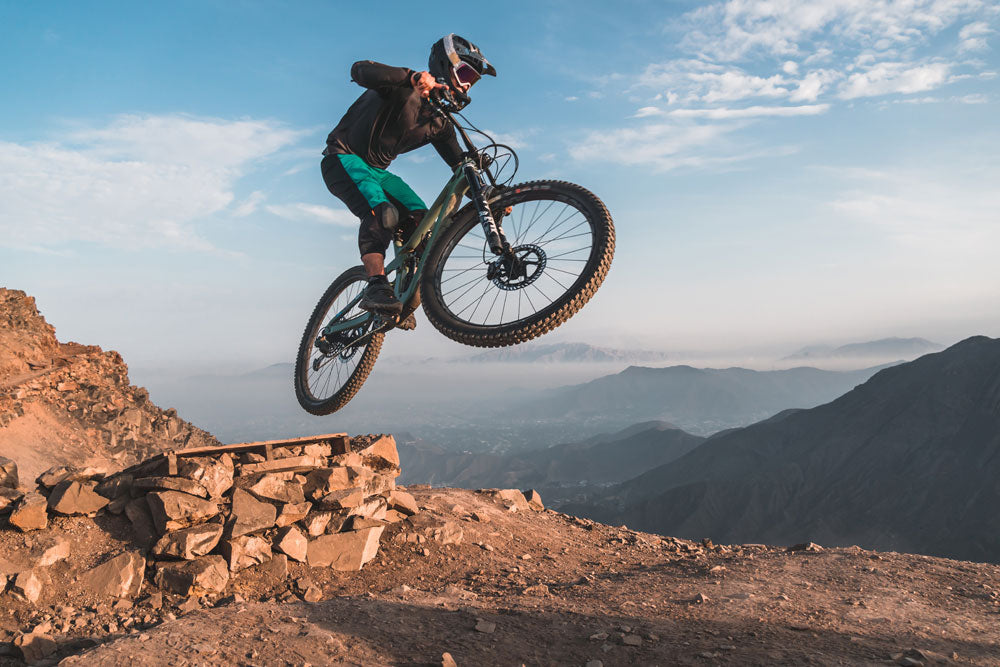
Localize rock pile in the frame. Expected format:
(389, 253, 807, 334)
(1, 433, 418, 604)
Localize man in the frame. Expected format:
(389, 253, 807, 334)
(321, 34, 496, 319)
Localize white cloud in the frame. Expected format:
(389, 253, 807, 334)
(789, 69, 843, 101)
(571, 122, 736, 170)
(233, 191, 266, 217)
(0, 114, 303, 250)
(680, 0, 991, 61)
(668, 104, 830, 119)
(569, 120, 800, 171)
(634, 106, 663, 118)
(958, 20, 994, 52)
(265, 203, 357, 226)
(838, 62, 952, 98)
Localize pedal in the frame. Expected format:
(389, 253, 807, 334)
(395, 313, 417, 331)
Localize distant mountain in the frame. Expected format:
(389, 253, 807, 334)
(457, 342, 670, 364)
(399, 420, 704, 502)
(782, 337, 943, 362)
(568, 336, 1000, 563)
(520, 364, 889, 436)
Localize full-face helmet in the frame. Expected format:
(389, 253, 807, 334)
(429, 34, 496, 93)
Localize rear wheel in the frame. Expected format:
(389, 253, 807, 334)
(420, 180, 615, 347)
(294, 266, 383, 415)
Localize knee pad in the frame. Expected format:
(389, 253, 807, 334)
(374, 201, 399, 231)
(359, 205, 396, 256)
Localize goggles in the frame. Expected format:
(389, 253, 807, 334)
(453, 61, 481, 87)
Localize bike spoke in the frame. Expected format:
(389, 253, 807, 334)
(438, 192, 598, 328)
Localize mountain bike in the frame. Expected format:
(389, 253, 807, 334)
(294, 90, 615, 415)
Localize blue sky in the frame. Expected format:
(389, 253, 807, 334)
(2, 0, 998, 371)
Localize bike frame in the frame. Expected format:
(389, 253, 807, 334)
(320, 157, 474, 338)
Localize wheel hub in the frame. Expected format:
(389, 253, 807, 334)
(487, 244, 546, 291)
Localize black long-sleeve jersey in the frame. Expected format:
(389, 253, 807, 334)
(323, 60, 464, 170)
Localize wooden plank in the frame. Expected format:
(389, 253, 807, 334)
(161, 433, 350, 459)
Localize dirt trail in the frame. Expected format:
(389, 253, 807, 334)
(7, 487, 995, 666)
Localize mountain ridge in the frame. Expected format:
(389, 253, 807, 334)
(568, 335, 1000, 562)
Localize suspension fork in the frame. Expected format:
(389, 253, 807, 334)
(464, 164, 510, 256)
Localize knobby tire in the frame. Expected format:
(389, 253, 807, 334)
(420, 180, 615, 347)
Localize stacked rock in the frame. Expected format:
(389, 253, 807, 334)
(99, 433, 416, 597)
(1, 434, 420, 600)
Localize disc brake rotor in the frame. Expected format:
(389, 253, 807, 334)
(486, 243, 546, 291)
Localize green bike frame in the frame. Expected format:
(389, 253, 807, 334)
(319, 157, 474, 339)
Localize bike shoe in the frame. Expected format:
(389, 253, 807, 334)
(396, 313, 417, 331)
(360, 277, 403, 315)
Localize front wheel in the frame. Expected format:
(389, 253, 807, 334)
(420, 180, 615, 347)
(294, 266, 383, 415)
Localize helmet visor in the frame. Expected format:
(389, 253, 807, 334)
(453, 62, 481, 86)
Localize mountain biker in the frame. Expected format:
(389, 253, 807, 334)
(321, 34, 497, 320)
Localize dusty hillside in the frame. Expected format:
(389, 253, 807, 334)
(0, 288, 218, 482)
(1, 486, 998, 665)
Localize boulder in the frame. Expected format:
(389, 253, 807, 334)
(124, 498, 158, 549)
(32, 535, 70, 567)
(221, 535, 272, 572)
(47, 480, 110, 516)
(275, 525, 308, 563)
(345, 466, 394, 495)
(11, 570, 43, 602)
(14, 632, 57, 664)
(302, 511, 332, 536)
(306, 526, 384, 570)
(304, 467, 353, 500)
(154, 555, 229, 597)
(387, 490, 419, 516)
(302, 443, 332, 458)
(132, 476, 209, 498)
(408, 514, 464, 545)
(95, 474, 132, 500)
(0, 487, 24, 513)
(353, 434, 400, 468)
(0, 456, 18, 489)
(524, 489, 544, 511)
(226, 488, 276, 537)
(485, 488, 530, 511)
(261, 552, 289, 580)
(275, 501, 312, 527)
(151, 523, 224, 560)
(330, 452, 364, 467)
(8, 493, 48, 531)
(246, 474, 306, 504)
(82, 552, 146, 598)
(346, 516, 388, 531)
(316, 487, 365, 511)
(176, 456, 234, 498)
(146, 491, 219, 534)
(347, 496, 387, 520)
(240, 455, 326, 476)
(384, 509, 408, 523)
(35, 464, 106, 490)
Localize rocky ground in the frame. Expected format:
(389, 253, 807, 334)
(2, 486, 998, 666)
